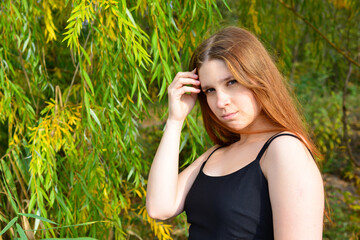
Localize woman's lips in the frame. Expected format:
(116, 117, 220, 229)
(222, 112, 238, 120)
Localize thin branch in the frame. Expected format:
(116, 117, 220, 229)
(18, 50, 37, 107)
(0, 146, 29, 202)
(65, 29, 92, 105)
(0, 146, 16, 162)
(277, 0, 360, 68)
(8, 153, 29, 200)
(42, 46, 49, 79)
(342, 63, 359, 167)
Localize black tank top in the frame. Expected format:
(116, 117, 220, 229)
(184, 133, 299, 240)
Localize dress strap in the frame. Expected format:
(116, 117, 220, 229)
(255, 133, 300, 162)
(200, 146, 224, 170)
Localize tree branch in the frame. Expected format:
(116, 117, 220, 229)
(342, 63, 359, 167)
(0, 146, 29, 200)
(8, 153, 29, 200)
(277, 0, 360, 68)
(65, 29, 92, 105)
(18, 50, 37, 107)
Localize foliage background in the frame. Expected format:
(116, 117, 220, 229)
(0, 0, 359, 239)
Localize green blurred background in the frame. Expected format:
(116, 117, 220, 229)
(0, 0, 359, 239)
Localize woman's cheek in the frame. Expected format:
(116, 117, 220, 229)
(207, 96, 216, 112)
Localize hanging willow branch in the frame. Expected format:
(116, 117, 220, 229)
(277, 0, 360, 68)
(0, 0, 227, 239)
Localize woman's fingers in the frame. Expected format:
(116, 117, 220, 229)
(175, 71, 198, 80)
(169, 80, 200, 96)
(173, 72, 198, 82)
(178, 86, 201, 95)
(171, 77, 200, 89)
(168, 84, 200, 98)
(167, 70, 199, 121)
(169, 71, 200, 91)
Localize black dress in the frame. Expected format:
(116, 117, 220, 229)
(184, 133, 299, 240)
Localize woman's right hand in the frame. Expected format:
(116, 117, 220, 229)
(167, 69, 201, 122)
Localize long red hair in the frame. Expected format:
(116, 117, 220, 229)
(189, 26, 320, 158)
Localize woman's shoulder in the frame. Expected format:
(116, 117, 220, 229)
(260, 132, 317, 178)
(266, 132, 311, 158)
(262, 132, 324, 238)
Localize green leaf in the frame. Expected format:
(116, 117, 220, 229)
(131, 75, 138, 97)
(0, 217, 18, 236)
(82, 70, 94, 95)
(1, 159, 19, 202)
(61, 34, 72, 43)
(1, 162, 19, 213)
(76, 173, 95, 202)
(67, 12, 79, 23)
(16, 223, 27, 240)
(65, 20, 77, 29)
(158, 78, 167, 99)
(23, 0, 28, 13)
(191, 2, 197, 21)
(125, 8, 137, 28)
(11, 3, 22, 20)
(55, 195, 73, 221)
(187, 115, 203, 146)
(89, 109, 102, 131)
(0, 214, 7, 223)
(22, 35, 30, 53)
(28, 191, 36, 213)
(17, 213, 58, 225)
(8, 81, 22, 99)
(220, 0, 231, 12)
(80, 45, 91, 66)
(163, 62, 172, 82)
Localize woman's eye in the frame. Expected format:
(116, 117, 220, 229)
(228, 80, 237, 86)
(204, 88, 215, 94)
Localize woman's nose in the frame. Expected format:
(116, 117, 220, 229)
(216, 91, 230, 108)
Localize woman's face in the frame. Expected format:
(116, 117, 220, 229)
(198, 59, 262, 132)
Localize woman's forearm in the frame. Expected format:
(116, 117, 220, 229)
(146, 119, 184, 220)
(146, 70, 199, 219)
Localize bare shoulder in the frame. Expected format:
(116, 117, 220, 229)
(261, 133, 324, 239)
(261, 134, 318, 178)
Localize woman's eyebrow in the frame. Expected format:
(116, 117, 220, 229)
(200, 76, 234, 90)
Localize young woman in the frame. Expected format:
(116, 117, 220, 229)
(146, 27, 324, 239)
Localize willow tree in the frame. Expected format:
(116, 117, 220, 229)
(0, 0, 229, 239)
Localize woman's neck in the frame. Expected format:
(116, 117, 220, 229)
(236, 114, 280, 145)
